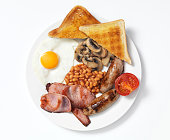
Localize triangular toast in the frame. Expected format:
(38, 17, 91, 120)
(79, 19, 131, 64)
(48, 5, 100, 39)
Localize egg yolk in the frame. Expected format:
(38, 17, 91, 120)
(40, 51, 59, 69)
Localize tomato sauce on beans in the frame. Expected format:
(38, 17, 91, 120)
(64, 64, 105, 94)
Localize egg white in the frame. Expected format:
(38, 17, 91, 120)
(32, 38, 78, 85)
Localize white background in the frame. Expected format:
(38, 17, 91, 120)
(0, 0, 170, 139)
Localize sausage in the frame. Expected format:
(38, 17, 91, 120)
(100, 57, 124, 93)
(83, 89, 119, 116)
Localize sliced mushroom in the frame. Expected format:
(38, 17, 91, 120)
(74, 44, 84, 62)
(93, 57, 103, 71)
(85, 38, 101, 53)
(81, 46, 91, 55)
(82, 57, 98, 68)
(74, 53, 83, 62)
(102, 57, 110, 66)
(74, 39, 110, 70)
(75, 43, 85, 53)
(102, 52, 115, 66)
(82, 56, 94, 65)
(74, 42, 92, 62)
(92, 47, 108, 58)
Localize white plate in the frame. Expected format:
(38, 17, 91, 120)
(26, 21, 142, 131)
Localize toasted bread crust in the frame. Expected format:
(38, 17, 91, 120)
(79, 20, 131, 64)
(48, 5, 100, 39)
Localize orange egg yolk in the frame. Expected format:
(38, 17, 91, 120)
(40, 51, 59, 69)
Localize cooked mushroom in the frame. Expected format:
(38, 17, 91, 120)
(74, 53, 83, 62)
(75, 43, 85, 53)
(74, 44, 84, 62)
(82, 56, 103, 71)
(82, 57, 98, 68)
(81, 46, 91, 55)
(102, 52, 115, 66)
(74, 42, 92, 62)
(102, 56, 110, 66)
(92, 47, 108, 58)
(74, 39, 113, 70)
(85, 38, 101, 53)
(93, 57, 103, 71)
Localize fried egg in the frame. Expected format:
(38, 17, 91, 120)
(32, 38, 78, 85)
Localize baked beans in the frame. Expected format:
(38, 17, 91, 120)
(64, 64, 105, 94)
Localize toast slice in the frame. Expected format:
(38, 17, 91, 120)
(79, 20, 131, 64)
(48, 5, 100, 39)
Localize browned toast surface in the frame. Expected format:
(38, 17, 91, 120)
(79, 20, 131, 64)
(48, 5, 100, 39)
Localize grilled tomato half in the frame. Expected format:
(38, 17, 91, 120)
(115, 73, 139, 96)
